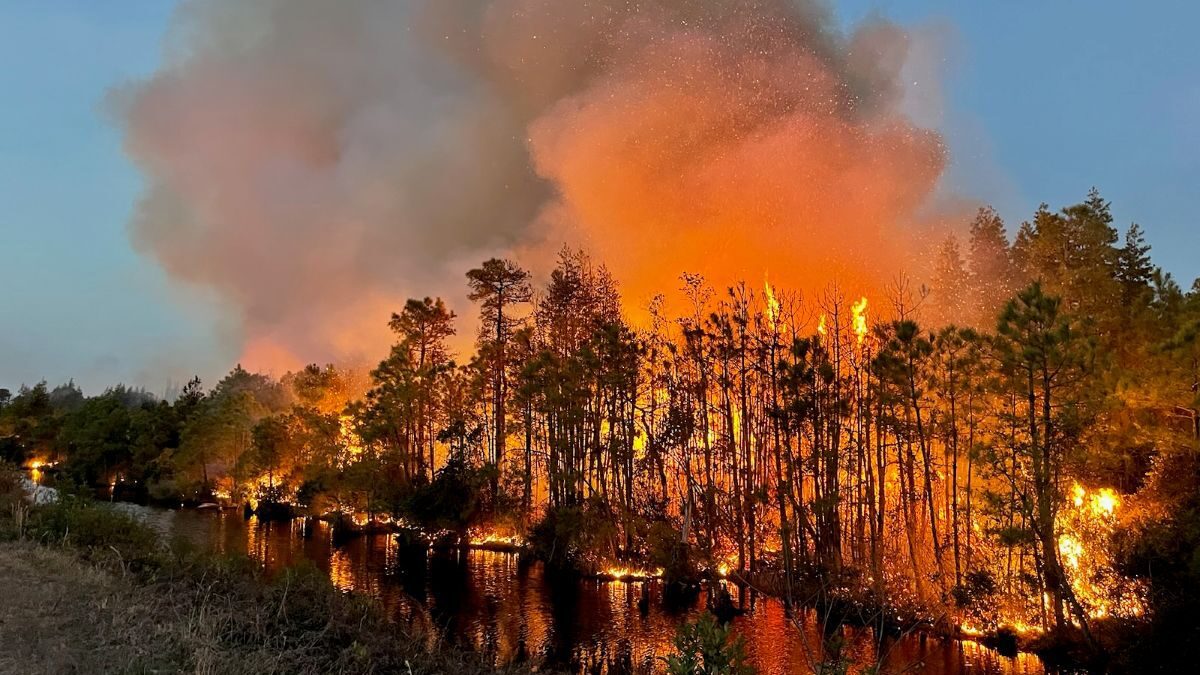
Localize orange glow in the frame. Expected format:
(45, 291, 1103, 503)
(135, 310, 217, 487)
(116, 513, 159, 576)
(1092, 488, 1119, 517)
(467, 526, 524, 549)
(339, 415, 364, 464)
(764, 276, 785, 333)
(1055, 482, 1145, 620)
(27, 459, 50, 483)
(851, 296, 869, 347)
(958, 622, 984, 638)
(600, 566, 664, 582)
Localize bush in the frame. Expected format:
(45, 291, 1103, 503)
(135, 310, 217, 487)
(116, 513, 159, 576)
(528, 498, 620, 572)
(664, 612, 754, 675)
(529, 504, 584, 569)
(0, 463, 24, 510)
(951, 569, 1000, 629)
(0, 463, 27, 539)
(400, 456, 490, 536)
(146, 477, 183, 503)
(1112, 449, 1200, 672)
(646, 518, 695, 584)
(28, 495, 164, 570)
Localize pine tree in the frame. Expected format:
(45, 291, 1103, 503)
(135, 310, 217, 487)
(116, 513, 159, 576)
(931, 235, 971, 326)
(467, 258, 532, 499)
(1117, 223, 1154, 302)
(967, 206, 1014, 324)
(994, 282, 1094, 635)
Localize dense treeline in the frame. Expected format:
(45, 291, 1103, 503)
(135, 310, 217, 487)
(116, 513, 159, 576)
(4, 190, 1199, 664)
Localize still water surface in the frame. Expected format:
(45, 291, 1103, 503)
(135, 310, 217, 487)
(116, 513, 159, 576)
(157, 509, 1043, 675)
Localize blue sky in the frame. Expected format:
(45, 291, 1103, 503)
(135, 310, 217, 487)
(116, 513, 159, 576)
(2, 1, 1198, 395)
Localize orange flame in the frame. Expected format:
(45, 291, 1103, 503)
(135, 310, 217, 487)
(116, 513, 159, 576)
(763, 276, 785, 333)
(851, 297, 869, 347)
(602, 566, 664, 581)
(1056, 482, 1144, 620)
(339, 415, 364, 464)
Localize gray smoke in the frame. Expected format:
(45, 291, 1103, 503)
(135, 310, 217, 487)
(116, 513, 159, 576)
(117, 0, 948, 370)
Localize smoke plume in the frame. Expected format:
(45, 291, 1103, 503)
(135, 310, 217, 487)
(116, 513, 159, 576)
(118, 0, 949, 371)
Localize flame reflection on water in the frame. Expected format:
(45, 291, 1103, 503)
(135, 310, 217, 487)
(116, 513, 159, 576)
(169, 510, 1043, 674)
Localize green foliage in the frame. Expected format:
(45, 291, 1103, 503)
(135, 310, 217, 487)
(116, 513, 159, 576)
(529, 504, 586, 569)
(664, 612, 754, 675)
(400, 455, 490, 535)
(57, 386, 162, 486)
(646, 518, 694, 584)
(0, 463, 26, 539)
(29, 495, 164, 570)
(1114, 449, 1200, 671)
(0, 381, 59, 464)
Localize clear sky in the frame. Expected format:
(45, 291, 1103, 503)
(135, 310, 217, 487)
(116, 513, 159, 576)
(2, 1, 1198, 395)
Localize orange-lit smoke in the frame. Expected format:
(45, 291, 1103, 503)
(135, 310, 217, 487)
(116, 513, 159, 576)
(117, 0, 950, 373)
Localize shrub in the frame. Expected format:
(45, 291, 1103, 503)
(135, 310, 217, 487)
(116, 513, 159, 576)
(28, 494, 164, 570)
(646, 518, 695, 584)
(0, 463, 24, 511)
(664, 612, 754, 675)
(1112, 449, 1200, 672)
(401, 456, 490, 535)
(951, 569, 1000, 629)
(0, 462, 27, 539)
(529, 504, 585, 569)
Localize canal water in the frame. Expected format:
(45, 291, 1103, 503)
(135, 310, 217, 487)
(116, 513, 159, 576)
(146, 508, 1045, 674)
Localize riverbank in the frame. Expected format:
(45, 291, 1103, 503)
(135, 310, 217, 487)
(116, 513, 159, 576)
(0, 541, 529, 674)
(3, 468, 1056, 674)
(0, 481, 539, 674)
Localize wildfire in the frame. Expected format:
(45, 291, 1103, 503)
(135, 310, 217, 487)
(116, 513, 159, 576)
(816, 313, 827, 337)
(467, 527, 524, 549)
(1003, 621, 1044, 636)
(851, 297, 869, 346)
(600, 566, 664, 582)
(339, 415, 364, 463)
(958, 622, 984, 638)
(1056, 482, 1145, 620)
(709, 553, 738, 578)
(27, 459, 49, 483)
(764, 276, 785, 333)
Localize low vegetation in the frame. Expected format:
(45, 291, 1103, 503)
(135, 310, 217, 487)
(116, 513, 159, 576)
(0, 466, 533, 675)
(664, 613, 754, 675)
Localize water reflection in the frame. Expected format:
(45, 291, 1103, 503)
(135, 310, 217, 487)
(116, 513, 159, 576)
(170, 510, 1042, 674)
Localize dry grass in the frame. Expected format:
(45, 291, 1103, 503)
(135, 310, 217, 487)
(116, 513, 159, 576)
(0, 464, 539, 675)
(0, 540, 537, 674)
(0, 543, 171, 673)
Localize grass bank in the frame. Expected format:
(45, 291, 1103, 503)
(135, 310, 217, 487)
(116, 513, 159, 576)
(0, 468, 535, 675)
